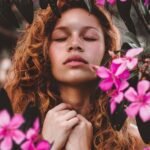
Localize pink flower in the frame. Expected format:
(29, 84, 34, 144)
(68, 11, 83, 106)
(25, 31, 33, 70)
(125, 80, 150, 122)
(113, 48, 143, 75)
(110, 80, 129, 114)
(96, 0, 105, 5)
(96, 0, 116, 5)
(96, 63, 130, 91)
(21, 118, 50, 150)
(96, 0, 127, 6)
(144, 0, 150, 6)
(0, 110, 25, 150)
(107, 0, 116, 5)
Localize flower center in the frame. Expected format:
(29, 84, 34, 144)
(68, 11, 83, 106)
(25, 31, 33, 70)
(138, 94, 146, 103)
(2, 126, 12, 136)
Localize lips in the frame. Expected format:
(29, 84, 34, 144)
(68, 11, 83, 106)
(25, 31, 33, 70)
(63, 55, 88, 65)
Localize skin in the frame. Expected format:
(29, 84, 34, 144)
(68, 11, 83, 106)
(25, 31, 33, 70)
(42, 8, 105, 150)
(49, 8, 105, 85)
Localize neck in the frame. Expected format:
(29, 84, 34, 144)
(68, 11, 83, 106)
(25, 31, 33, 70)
(59, 82, 96, 116)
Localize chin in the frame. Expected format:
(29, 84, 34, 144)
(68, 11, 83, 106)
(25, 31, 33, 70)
(53, 69, 98, 85)
(58, 75, 97, 86)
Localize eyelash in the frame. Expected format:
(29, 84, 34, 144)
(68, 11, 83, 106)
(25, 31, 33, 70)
(53, 38, 67, 42)
(53, 37, 97, 42)
(83, 37, 97, 41)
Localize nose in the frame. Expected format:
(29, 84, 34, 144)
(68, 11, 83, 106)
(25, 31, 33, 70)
(67, 35, 84, 52)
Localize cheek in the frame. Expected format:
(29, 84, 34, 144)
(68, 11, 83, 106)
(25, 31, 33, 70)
(48, 49, 62, 80)
(86, 43, 105, 65)
(49, 43, 63, 65)
(49, 46, 60, 71)
(48, 44, 66, 79)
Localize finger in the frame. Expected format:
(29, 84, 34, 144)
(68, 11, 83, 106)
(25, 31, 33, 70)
(77, 115, 92, 128)
(52, 103, 72, 112)
(67, 117, 79, 128)
(63, 110, 77, 121)
(77, 114, 88, 123)
(58, 109, 71, 115)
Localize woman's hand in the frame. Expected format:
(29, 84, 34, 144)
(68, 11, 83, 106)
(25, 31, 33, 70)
(65, 114, 93, 150)
(42, 103, 79, 150)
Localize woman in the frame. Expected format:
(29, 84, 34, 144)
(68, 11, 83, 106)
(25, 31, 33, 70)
(6, 0, 144, 149)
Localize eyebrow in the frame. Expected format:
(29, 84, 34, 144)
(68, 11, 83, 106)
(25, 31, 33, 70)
(54, 26, 99, 32)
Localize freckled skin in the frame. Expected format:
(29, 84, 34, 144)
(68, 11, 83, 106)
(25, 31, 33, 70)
(49, 8, 105, 85)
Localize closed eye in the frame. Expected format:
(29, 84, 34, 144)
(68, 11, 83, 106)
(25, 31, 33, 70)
(84, 37, 97, 41)
(53, 37, 67, 42)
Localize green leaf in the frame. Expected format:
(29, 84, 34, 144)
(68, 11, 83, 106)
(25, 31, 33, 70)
(122, 32, 141, 49)
(83, 0, 92, 12)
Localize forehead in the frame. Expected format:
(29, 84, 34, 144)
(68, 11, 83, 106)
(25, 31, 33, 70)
(54, 8, 102, 31)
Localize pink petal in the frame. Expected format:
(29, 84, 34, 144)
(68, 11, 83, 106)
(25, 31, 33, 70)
(127, 58, 138, 70)
(114, 92, 124, 103)
(115, 63, 127, 76)
(146, 92, 150, 102)
(9, 114, 24, 129)
(119, 80, 129, 91)
(99, 78, 113, 91)
(12, 130, 25, 144)
(0, 137, 12, 150)
(21, 141, 30, 150)
(0, 110, 10, 127)
(36, 141, 51, 150)
(96, 66, 110, 78)
(126, 48, 143, 57)
(21, 141, 35, 150)
(144, 0, 150, 6)
(139, 105, 150, 122)
(110, 101, 117, 114)
(113, 58, 124, 64)
(125, 87, 137, 102)
(26, 128, 37, 139)
(107, 0, 116, 5)
(119, 69, 130, 79)
(138, 80, 150, 96)
(110, 63, 119, 73)
(125, 103, 141, 118)
(33, 118, 40, 131)
(96, 0, 105, 5)
(114, 78, 121, 89)
(0, 128, 4, 139)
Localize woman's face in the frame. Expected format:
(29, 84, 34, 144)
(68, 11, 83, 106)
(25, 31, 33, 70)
(49, 8, 105, 85)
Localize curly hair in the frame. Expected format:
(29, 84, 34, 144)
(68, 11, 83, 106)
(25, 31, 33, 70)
(6, 0, 141, 149)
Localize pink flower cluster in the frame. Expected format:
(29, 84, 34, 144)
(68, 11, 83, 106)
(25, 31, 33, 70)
(96, 0, 150, 6)
(96, 48, 150, 123)
(0, 110, 51, 150)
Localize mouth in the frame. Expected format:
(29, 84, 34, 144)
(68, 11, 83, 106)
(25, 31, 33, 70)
(63, 55, 88, 66)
